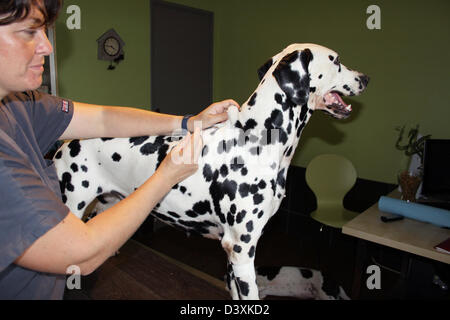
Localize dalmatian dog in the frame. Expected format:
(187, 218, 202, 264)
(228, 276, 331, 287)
(54, 43, 369, 300)
(256, 266, 350, 300)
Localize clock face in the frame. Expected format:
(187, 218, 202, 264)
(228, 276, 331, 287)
(104, 37, 120, 56)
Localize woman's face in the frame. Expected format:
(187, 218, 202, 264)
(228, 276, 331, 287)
(0, 6, 53, 98)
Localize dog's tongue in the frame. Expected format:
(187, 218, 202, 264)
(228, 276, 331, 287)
(325, 92, 349, 108)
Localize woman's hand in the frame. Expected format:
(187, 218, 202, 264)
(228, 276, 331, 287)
(156, 127, 204, 186)
(188, 99, 240, 131)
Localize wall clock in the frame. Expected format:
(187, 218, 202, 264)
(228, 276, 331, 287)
(96, 29, 125, 68)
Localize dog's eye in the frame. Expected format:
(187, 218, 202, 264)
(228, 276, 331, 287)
(334, 56, 340, 66)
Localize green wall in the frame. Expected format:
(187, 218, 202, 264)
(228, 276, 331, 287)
(55, 0, 450, 184)
(56, 0, 151, 107)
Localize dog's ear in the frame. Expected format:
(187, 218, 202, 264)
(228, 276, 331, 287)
(257, 58, 273, 81)
(272, 49, 313, 106)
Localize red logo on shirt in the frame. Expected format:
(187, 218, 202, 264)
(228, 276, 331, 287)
(61, 100, 69, 113)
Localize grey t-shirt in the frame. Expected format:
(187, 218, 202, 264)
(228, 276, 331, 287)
(0, 91, 74, 299)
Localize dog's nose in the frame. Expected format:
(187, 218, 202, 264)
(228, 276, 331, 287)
(360, 75, 370, 87)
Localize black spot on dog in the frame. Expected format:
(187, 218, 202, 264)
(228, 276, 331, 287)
(209, 172, 238, 224)
(97, 187, 103, 194)
(277, 168, 286, 188)
(258, 180, 267, 190)
(140, 142, 158, 155)
(70, 163, 78, 172)
(82, 180, 89, 188)
(285, 146, 293, 157)
(230, 204, 237, 214)
(236, 278, 250, 297)
(186, 210, 198, 218)
(223, 179, 238, 200)
(193, 200, 212, 215)
(270, 179, 276, 196)
(230, 156, 245, 171)
(129, 136, 149, 146)
(265, 109, 283, 129)
(60, 172, 74, 193)
(227, 212, 235, 226)
(319, 74, 323, 79)
(329, 55, 334, 61)
(167, 211, 181, 218)
(257, 266, 282, 281)
(68, 140, 81, 158)
(156, 139, 170, 169)
(240, 234, 251, 243)
(220, 164, 228, 177)
(81, 165, 88, 172)
(246, 220, 254, 232)
(203, 164, 214, 182)
(253, 194, 264, 205)
(77, 201, 86, 210)
(258, 210, 264, 219)
(300, 105, 309, 122)
(236, 210, 246, 223)
(233, 245, 242, 253)
(248, 92, 257, 106)
(112, 153, 121, 162)
(54, 150, 62, 159)
(239, 183, 250, 197)
(248, 246, 255, 258)
(179, 186, 187, 194)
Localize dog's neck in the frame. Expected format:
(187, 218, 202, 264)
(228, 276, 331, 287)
(236, 77, 314, 167)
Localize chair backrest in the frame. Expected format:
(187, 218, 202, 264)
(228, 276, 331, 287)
(305, 154, 357, 206)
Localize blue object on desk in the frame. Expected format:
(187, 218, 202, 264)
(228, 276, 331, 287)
(378, 196, 450, 228)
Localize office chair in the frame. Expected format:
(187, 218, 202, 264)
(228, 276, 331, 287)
(305, 154, 359, 229)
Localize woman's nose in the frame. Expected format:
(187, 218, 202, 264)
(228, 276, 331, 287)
(36, 29, 53, 56)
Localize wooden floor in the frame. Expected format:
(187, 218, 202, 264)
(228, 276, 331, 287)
(64, 240, 230, 300)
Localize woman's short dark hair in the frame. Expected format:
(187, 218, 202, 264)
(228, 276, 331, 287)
(0, 0, 62, 26)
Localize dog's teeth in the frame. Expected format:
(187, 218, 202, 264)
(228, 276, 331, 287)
(346, 104, 352, 111)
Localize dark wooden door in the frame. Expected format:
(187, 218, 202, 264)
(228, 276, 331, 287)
(151, 1, 214, 116)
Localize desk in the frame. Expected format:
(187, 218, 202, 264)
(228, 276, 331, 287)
(342, 190, 450, 298)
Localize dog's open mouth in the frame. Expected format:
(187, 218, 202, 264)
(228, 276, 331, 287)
(323, 91, 352, 119)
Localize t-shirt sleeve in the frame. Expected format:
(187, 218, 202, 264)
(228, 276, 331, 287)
(0, 143, 70, 272)
(26, 91, 74, 155)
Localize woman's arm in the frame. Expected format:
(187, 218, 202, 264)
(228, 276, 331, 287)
(60, 99, 239, 140)
(14, 129, 203, 275)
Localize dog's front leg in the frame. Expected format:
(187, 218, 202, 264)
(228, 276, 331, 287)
(231, 261, 259, 300)
(225, 262, 240, 300)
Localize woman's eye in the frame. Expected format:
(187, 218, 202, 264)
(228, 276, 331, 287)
(23, 29, 37, 36)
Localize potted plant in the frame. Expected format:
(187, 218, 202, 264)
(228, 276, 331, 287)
(395, 124, 431, 202)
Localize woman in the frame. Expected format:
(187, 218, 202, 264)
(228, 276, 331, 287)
(0, 0, 239, 299)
